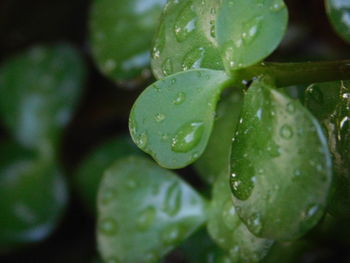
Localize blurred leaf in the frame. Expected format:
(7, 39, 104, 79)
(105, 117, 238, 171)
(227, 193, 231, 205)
(97, 156, 208, 263)
(304, 81, 350, 218)
(129, 69, 232, 169)
(0, 44, 86, 154)
(0, 142, 68, 249)
(90, 0, 166, 82)
(194, 89, 243, 184)
(325, 0, 350, 43)
(75, 135, 142, 214)
(230, 77, 332, 240)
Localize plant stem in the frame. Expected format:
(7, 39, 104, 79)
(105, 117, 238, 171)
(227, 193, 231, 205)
(235, 60, 350, 87)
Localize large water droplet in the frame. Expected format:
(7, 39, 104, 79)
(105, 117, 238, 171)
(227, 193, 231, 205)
(137, 206, 156, 231)
(162, 58, 173, 76)
(241, 17, 262, 44)
(173, 92, 186, 105)
(280, 124, 293, 139)
(155, 113, 166, 122)
(171, 122, 204, 153)
(270, 0, 286, 12)
(182, 47, 205, 71)
(174, 3, 197, 42)
(162, 182, 182, 216)
(99, 218, 118, 236)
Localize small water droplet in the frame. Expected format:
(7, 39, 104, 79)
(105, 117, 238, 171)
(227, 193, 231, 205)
(155, 113, 166, 122)
(280, 124, 293, 139)
(152, 23, 165, 59)
(174, 3, 197, 42)
(170, 78, 177, 85)
(137, 206, 156, 231)
(162, 182, 182, 216)
(210, 20, 216, 38)
(136, 132, 148, 149)
(101, 189, 116, 205)
(152, 84, 161, 92)
(145, 251, 157, 263)
(173, 92, 186, 105)
(287, 102, 296, 113)
(241, 17, 262, 44)
(270, 1, 286, 12)
(161, 133, 169, 141)
(126, 179, 137, 189)
(99, 218, 118, 236)
(161, 225, 182, 245)
(162, 58, 173, 76)
(171, 122, 204, 153)
(248, 213, 262, 234)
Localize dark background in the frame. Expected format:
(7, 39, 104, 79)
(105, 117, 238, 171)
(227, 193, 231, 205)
(0, 0, 349, 262)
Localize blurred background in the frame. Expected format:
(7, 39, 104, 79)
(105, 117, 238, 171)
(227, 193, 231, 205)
(0, 0, 349, 262)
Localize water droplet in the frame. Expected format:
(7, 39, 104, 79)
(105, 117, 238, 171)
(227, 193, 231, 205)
(161, 225, 181, 245)
(270, 1, 286, 12)
(152, 23, 165, 59)
(307, 85, 324, 104)
(287, 102, 296, 113)
(280, 124, 293, 139)
(173, 92, 186, 105)
(182, 47, 205, 70)
(162, 58, 173, 76)
(174, 3, 197, 42)
(137, 206, 156, 231)
(210, 21, 216, 38)
(155, 113, 166, 122)
(136, 132, 148, 149)
(104, 59, 116, 73)
(126, 179, 137, 189)
(152, 84, 161, 92)
(171, 122, 204, 153)
(229, 246, 240, 259)
(145, 251, 157, 263)
(163, 182, 182, 216)
(99, 218, 118, 236)
(101, 189, 116, 205)
(230, 159, 256, 200)
(247, 213, 262, 234)
(161, 133, 169, 141)
(241, 17, 261, 44)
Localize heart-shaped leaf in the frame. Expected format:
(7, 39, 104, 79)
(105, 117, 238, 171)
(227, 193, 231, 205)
(216, 0, 288, 71)
(325, 0, 350, 43)
(194, 89, 243, 184)
(304, 81, 350, 217)
(90, 0, 166, 82)
(129, 69, 233, 169)
(151, 0, 224, 79)
(75, 135, 143, 214)
(0, 142, 68, 249)
(0, 44, 86, 152)
(151, 0, 288, 79)
(97, 156, 207, 263)
(207, 172, 274, 263)
(230, 77, 332, 240)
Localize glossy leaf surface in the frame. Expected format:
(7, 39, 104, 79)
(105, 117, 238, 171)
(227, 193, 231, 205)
(129, 69, 232, 169)
(305, 81, 350, 217)
(97, 156, 207, 263)
(151, 0, 224, 79)
(0, 45, 85, 151)
(195, 89, 243, 184)
(90, 0, 166, 81)
(325, 0, 350, 43)
(217, 0, 288, 71)
(75, 135, 142, 214)
(208, 172, 274, 263)
(0, 143, 68, 248)
(230, 78, 332, 240)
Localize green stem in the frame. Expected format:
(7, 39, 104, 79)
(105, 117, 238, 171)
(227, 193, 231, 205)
(235, 60, 350, 87)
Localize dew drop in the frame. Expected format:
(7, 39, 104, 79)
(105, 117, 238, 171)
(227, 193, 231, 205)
(162, 58, 173, 76)
(248, 213, 262, 234)
(126, 179, 137, 189)
(241, 17, 261, 44)
(99, 218, 118, 236)
(173, 92, 186, 105)
(137, 206, 156, 231)
(136, 132, 148, 149)
(287, 102, 296, 114)
(152, 23, 165, 59)
(101, 189, 116, 205)
(270, 1, 286, 12)
(171, 122, 204, 153)
(162, 182, 182, 216)
(174, 3, 197, 42)
(155, 113, 166, 122)
(280, 124, 293, 139)
(161, 225, 181, 245)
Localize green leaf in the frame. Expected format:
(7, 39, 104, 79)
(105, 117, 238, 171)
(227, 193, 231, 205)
(97, 156, 207, 263)
(194, 89, 243, 184)
(151, 0, 288, 79)
(151, 0, 224, 79)
(217, 0, 288, 71)
(0, 44, 86, 153)
(90, 0, 166, 82)
(304, 81, 350, 217)
(0, 142, 68, 249)
(207, 172, 274, 263)
(180, 228, 232, 263)
(129, 69, 232, 169)
(325, 0, 350, 43)
(75, 135, 142, 214)
(230, 77, 332, 240)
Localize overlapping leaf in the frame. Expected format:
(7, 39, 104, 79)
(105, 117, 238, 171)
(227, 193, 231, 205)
(325, 0, 350, 43)
(230, 77, 332, 240)
(97, 156, 207, 263)
(129, 69, 233, 169)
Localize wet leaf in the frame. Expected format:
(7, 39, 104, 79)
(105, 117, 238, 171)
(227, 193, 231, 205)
(90, 0, 166, 82)
(0, 44, 86, 153)
(230, 77, 332, 240)
(129, 69, 232, 169)
(0, 142, 68, 249)
(97, 156, 207, 263)
(325, 0, 350, 43)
